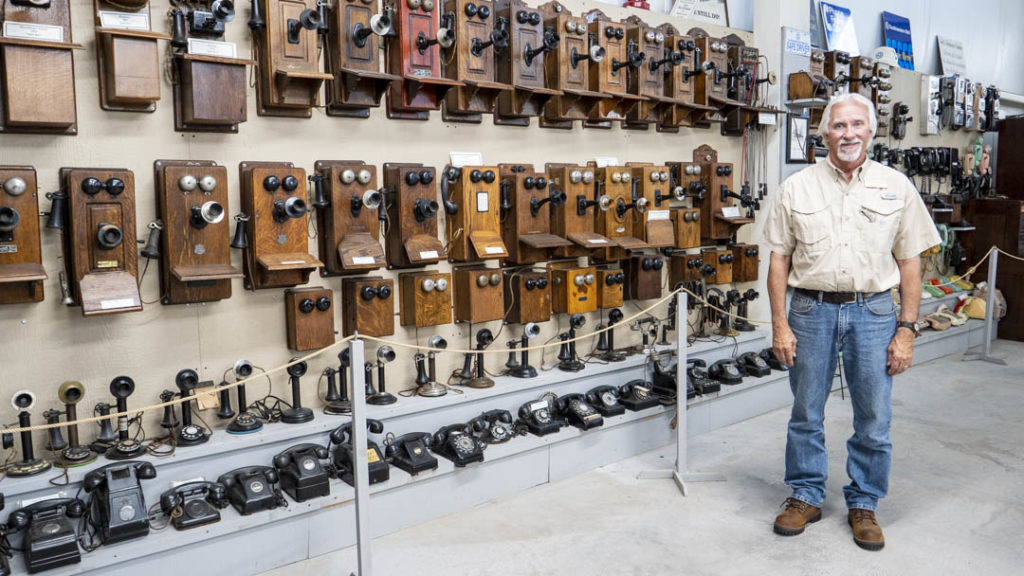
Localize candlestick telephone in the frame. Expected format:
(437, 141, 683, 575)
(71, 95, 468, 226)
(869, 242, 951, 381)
(585, 385, 625, 417)
(515, 395, 563, 436)
(384, 432, 438, 476)
(217, 466, 288, 516)
(469, 409, 515, 444)
(555, 393, 603, 430)
(329, 419, 390, 487)
(431, 424, 485, 467)
(272, 443, 334, 502)
(5, 497, 85, 573)
(82, 461, 157, 545)
(159, 481, 229, 530)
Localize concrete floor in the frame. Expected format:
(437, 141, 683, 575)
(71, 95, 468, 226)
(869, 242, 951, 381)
(260, 340, 1024, 576)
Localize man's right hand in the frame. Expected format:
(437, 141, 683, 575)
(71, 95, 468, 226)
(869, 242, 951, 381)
(773, 323, 797, 367)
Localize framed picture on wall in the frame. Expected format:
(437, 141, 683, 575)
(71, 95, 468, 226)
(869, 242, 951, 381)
(670, 0, 729, 28)
(786, 114, 811, 164)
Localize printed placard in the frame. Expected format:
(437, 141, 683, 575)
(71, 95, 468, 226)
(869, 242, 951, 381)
(99, 11, 150, 31)
(188, 38, 238, 59)
(3, 21, 63, 43)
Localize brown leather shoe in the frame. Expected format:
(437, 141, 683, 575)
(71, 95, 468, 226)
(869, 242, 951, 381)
(848, 509, 885, 551)
(773, 498, 822, 536)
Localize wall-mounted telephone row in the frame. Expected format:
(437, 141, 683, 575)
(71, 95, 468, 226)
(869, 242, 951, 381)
(1, 150, 755, 313)
(0, 0, 779, 135)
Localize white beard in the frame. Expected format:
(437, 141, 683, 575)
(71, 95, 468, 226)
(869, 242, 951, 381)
(836, 139, 863, 162)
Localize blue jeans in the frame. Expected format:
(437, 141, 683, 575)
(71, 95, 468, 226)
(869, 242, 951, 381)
(784, 289, 896, 512)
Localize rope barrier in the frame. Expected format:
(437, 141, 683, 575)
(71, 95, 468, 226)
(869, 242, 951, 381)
(2, 246, 1003, 436)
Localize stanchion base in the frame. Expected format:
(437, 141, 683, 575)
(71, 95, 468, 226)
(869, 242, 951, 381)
(281, 406, 315, 423)
(962, 351, 1008, 365)
(465, 377, 495, 389)
(367, 392, 398, 405)
(637, 468, 727, 496)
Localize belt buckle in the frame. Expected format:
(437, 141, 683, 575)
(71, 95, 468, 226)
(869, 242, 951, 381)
(837, 292, 857, 303)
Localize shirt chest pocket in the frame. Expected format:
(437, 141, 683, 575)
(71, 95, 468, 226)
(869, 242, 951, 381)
(791, 202, 832, 254)
(858, 196, 902, 254)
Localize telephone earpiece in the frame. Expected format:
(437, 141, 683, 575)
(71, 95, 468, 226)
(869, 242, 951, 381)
(264, 468, 280, 484)
(273, 454, 290, 469)
(367, 418, 384, 434)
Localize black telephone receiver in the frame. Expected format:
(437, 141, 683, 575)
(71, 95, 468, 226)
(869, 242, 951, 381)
(431, 424, 484, 467)
(272, 443, 333, 503)
(82, 461, 156, 546)
(217, 466, 287, 516)
(709, 359, 743, 385)
(736, 351, 771, 377)
(687, 358, 719, 395)
(617, 380, 660, 411)
(556, 393, 604, 430)
(469, 409, 514, 444)
(515, 396, 563, 437)
(586, 385, 625, 417)
(6, 497, 85, 573)
(159, 481, 228, 530)
(650, 361, 680, 401)
(384, 432, 438, 476)
(329, 419, 390, 487)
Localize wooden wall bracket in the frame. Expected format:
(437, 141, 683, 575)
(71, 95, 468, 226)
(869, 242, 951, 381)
(0, 167, 46, 305)
(592, 165, 648, 260)
(581, 10, 640, 127)
(93, 0, 169, 113)
(492, 0, 560, 126)
(238, 161, 323, 289)
(546, 163, 615, 257)
(625, 164, 675, 248)
(58, 167, 142, 315)
(314, 160, 385, 275)
(153, 160, 242, 304)
(0, 0, 82, 134)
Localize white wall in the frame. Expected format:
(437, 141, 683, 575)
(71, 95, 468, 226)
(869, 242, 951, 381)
(808, 0, 1024, 93)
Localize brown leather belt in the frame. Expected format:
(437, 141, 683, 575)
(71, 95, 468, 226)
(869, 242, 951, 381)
(795, 288, 865, 304)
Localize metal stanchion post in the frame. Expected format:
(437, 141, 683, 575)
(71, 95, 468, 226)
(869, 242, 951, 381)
(964, 248, 1007, 365)
(348, 337, 374, 576)
(638, 291, 725, 495)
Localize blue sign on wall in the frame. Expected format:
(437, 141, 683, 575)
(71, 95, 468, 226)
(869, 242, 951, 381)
(881, 11, 915, 70)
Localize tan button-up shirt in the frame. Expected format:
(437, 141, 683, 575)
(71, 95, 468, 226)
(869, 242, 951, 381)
(762, 157, 940, 293)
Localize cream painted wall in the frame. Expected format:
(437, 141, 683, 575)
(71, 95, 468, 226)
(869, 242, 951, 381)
(0, 1, 763, 448)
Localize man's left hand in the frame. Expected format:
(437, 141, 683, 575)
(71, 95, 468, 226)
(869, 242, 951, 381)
(887, 330, 915, 375)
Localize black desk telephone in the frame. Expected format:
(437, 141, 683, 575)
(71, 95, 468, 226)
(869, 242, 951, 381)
(708, 359, 743, 385)
(470, 410, 515, 444)
(384, 433, 438, 476)
(737, 351, 771, 377)
(330, 419, 390, 487)
(82, 461, 157, 545)
(5, 497, 85, 573)
(431, 424, 485, 467)
(159, 481, 229, 530)
(586, 385, 625, 417)
(515, 396, 564, 437)
(759, 347, 789, 371)
(0, 493, 8, 576)
(556, 394, 604, 430)
(618, 380, 660, 411)
(650, 361, 684, 401)
(687, 359, 719, 395)
(272, 443, 334, 503)
(217, 466, 288, 516)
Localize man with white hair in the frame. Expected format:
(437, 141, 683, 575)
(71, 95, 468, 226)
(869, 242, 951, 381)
(762, 93, 939, 550)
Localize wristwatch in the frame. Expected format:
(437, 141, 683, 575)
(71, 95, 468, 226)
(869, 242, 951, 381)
(896, 320, 920, 337)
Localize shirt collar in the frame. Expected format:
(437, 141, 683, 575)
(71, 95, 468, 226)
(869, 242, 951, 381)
(825, 155, 872, 183)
